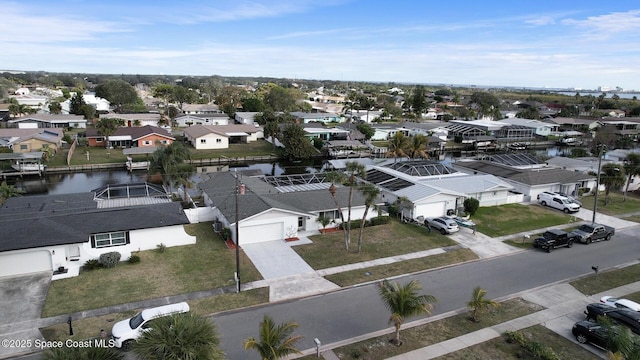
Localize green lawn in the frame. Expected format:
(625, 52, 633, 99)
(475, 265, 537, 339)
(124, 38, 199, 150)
(42, 222, 263, 317)
(189, 139, 279, 159)
(331, 298, 544, 360)
(580, 191, 640, 216)
(294, 219, 457, 270)
(472, 204, 573, 237)
(570, 263, 640, 296)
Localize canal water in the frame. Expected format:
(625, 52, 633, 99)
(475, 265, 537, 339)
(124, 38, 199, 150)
(10, 148, 573, 196)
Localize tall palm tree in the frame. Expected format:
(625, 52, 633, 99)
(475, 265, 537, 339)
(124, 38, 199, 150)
(357, 183, 380, 253)
(133, 312, 224, 360)
(386, 132, 409, 163)
(96, 118, 122, 149)
(407, 134, 429, 159)
(325, 171, 348, 247)
(623, 153, 640, 202)
(466, 286, 499, 322)
(150, 141, 193, 193)
(377, 279, 437, 346)
(264, 119, 280, 153)
(243, 315, 303, 360)
(600, 163, 626, 205)
(343, 161, 367, 251)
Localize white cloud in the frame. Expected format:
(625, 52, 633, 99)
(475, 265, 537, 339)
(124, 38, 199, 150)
(561, 9, 640, 38)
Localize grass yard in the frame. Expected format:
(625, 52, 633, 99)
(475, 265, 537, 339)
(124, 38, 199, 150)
(42, 222, 262, 317)
(190, 139, 278, 159)
(570, 263, 640, 296)
(434, 325, 600, 360)
(472, 204, 573, 237)
(325, 248, 478, 287)
(332, 298, 544, 360)
(626, 214, 640, 223)
(294, 220, 457, 270)
(40, 287, 269, 342)
(580, 191, 640, 216)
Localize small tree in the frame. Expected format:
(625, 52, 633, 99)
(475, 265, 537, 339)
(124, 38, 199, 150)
(466, 286, 499, 322)
(317, 215, 332, 234)
(463, 198, 480, 216)
(243, 315, 303, 360)
(600, 163, 625, 205)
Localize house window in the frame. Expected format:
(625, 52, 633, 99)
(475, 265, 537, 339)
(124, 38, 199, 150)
(93, 231, 128, 248)
(143, 140, 152, 145)
(298, 217, 304, 229)
(161, 140, 168, 145)
(216, 139, 222, 143)
(20, 145, 28, 150)
(200, 139, 207, 144)
(319, 210, 340, 220)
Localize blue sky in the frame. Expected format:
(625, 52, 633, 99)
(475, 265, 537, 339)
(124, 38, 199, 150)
(3, 1, 640, 90)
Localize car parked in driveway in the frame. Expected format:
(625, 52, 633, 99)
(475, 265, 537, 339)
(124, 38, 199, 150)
(555, 192, 582, 207)
(601, 296, 640, 311)
(424, 217, 460, 235)
(572, 320, 613, 350)
(585, 303, 640, 335)
(537, 192, 580, 213)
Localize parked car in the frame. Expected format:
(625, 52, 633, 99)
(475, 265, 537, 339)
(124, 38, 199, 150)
(537, 192, 580, 213)
(572, 320, 613, 350)
(601, 296, 640, 311)
(571, 223, 615, 244)
(555, 192, 583, 207)
(425, 217, 460, 235)
(585, 303, 640, 335)
(111, 302, 190, 350)
(532, 229, 577, 253)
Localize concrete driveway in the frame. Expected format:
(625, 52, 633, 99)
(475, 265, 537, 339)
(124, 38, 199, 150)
(0, 272, 51, 359)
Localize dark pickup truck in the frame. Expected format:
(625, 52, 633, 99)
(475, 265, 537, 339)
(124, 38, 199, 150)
(533, 229, 578, 253)
(571, 223, 615, 244)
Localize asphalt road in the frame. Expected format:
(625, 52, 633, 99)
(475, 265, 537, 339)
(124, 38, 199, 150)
(11, 226, 640, 360)
(214, 226, 640, 359)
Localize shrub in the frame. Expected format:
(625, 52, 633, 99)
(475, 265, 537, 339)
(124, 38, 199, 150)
(463, 198, 480, 215)
(156, 243, 166, 253)
(340, 219, 363, 230)
(98, 252, 121, 268)
(578, 187, 591, 196)
(128, 255, 141, 264)
(83, 259, 101, 270)
(370, 216, 391, 226)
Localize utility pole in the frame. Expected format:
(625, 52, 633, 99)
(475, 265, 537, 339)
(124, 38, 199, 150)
(235, 172, 241, 292)
(592, 144, 606, 224)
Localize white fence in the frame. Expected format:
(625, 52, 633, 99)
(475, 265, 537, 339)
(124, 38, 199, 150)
(184, 207, 216, 223)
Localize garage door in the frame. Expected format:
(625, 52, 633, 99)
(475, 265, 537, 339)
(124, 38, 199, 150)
(0, 251, 52, 278)
(239, 222, 284, 245)
(415, 202, 447, 219)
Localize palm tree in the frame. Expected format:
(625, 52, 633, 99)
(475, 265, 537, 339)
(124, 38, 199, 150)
(343, 161, 367, 251)
(407, 134, 429, 159)
(377, 279, 437, 346)
(0, 181, 23, 204)
(264, 119, 280, 153)
(623, 153, 640, 202)
(600, 163, 626, 205)
(356, 183, 380, 253)
(150, 141, 193, 193)
(44, 346, 123, 360)
(386, 132, 409, 163)
(243, 315, 303, 360)
(466, 286, 499, 322)
(96, 117, 122, 149)
(317, 215, 332, 234)
(133, 312, 224, 360)
(325, 171, 348, 247)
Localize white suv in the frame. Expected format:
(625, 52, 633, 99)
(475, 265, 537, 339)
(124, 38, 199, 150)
(111, 302, 190, 350)
(537, 192, 580, 213)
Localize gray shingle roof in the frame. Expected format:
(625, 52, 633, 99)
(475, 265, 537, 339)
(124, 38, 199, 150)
(455, 161, 595, 185)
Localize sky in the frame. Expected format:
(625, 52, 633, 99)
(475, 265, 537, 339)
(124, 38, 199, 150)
(3, 0, 640, 91)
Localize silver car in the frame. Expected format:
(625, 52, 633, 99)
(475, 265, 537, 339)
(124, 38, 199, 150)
(425, 217, 460, 235)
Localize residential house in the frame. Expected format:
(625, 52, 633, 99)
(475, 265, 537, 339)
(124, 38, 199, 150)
(0, 183, 195, 279)
(181, 103, 222, 115)
(302, 123, 350, 141)
(0, 128, 64, 153)
(173, 114, 231, 127)
(61, 94, 110, 114)
(9, 94, 48, 109)
(199, 172, 384, 245)
(291, 112, 343, 124)
(453, 160, 596, 201)
(498, 118, 553, 136)
(85, 125, 174, 148)
(234, 112, 260, 125)
(182, 124, 263, 150)
(8, 114, 87, 129)
(370, 126, 410, 141)
(106, 113, 163, 127)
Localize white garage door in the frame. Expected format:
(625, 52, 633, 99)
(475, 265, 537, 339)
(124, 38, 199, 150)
(239, 222, 284, 245)
(0, 251, 52, 278)
(415, 201, 447, 219)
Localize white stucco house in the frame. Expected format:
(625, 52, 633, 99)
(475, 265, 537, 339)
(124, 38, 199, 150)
(173, 114, 232, 127)
(182, 124, 263, 150)
(8, 114, 87, 129)
(61, 93, 111, 113)
(497, 118, 553, 136)
(0, 183, 195, 280)
(199, 172, 385, 245)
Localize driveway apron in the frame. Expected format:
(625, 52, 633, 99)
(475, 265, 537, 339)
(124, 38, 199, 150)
(242, 241, 315, 279)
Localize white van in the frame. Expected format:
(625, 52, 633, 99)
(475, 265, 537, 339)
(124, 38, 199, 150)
(111, 302, 190, 350)
(537, 192, 580, 213)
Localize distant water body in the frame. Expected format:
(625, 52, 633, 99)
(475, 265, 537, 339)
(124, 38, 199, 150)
(556, 91, 640, 99)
